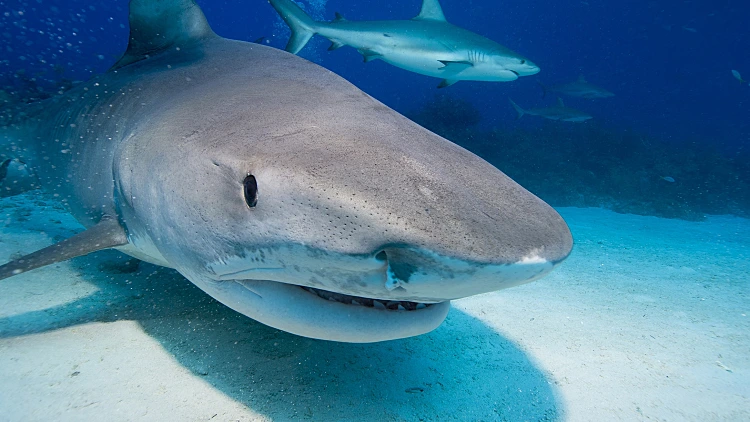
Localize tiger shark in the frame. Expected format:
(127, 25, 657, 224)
(0, 0, 572, 343)
(269, 0, 540, 87)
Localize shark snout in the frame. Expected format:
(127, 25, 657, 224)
(512, 59, 540, 76)
(372, 228, 570, 302)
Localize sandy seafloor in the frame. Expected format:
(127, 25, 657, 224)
(0, 192, 748, 422)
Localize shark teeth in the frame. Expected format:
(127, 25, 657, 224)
(300, 286, 431, 311)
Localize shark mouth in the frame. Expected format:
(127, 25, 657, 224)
(191, 271, 450, 342)
(299, 286, 432, 311)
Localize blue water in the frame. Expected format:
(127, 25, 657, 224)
(4, 0, 748, 148)
(3, 0, 747, 220)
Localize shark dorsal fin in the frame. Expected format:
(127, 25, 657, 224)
(557, 97, 565, 107)
(111, 0, 215, 70)
(334, 12, 347, 22)
(414, 0, 447, 22)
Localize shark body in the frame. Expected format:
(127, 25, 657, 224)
(539, 75, 614, 99)
(0, 0, 572, 343)
(510, 97, 593, 123)
(270, 0, 539, 87)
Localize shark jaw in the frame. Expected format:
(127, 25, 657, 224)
(173, 246, 558, 343)
(189, 276, 451, 343)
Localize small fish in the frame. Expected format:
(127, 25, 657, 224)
(660, 176, 675, 183)
(731, 69, 747, 84)
(682, 26, 697, 33)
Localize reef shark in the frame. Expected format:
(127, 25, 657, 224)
(510, 97, 593, 122)
(269, 0, 539, 87)
(539, 75, 614, 99)
(0, 0, 572, 343)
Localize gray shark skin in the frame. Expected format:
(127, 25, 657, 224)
(539, 75, 615, 99)
(269, 0, 540, 88)
(509, 97, 593, 123)
(0, 0, 572, 343)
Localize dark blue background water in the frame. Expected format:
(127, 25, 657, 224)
(2, 0, 748, 151)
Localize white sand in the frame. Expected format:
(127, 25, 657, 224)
(1, 193, 748, 421)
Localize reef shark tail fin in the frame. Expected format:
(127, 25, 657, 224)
(0, 217, 128, 281)
(110, 0, 216, 70)
(537, 81, 548, 98)
(269, 0, 317, 54)
(508, 98, 525, 119)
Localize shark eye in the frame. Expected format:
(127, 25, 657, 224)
(520, 59, 526, 64)
(243, 174, 258, 208)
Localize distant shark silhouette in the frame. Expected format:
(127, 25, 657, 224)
(509, 97, 593, 122)
(270, 0, 539, 87)
(538, 75, 614, 99)
(0, 0, 572, 343)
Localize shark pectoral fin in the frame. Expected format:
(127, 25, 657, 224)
(359, 49, 383, 63)
(110, 0, 216, 70)
(328, 40, 345, 51)
(414, 0, 447, 22)
(0, 217, 128, 281)
(437, 79, 459, 88)
(438, 60, 473, 73)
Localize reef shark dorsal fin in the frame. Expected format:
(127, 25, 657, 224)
(557, 97, 565, 107)
(333, 12, 347, 22)
(0, 217, 128, 281)
(110, 0, 216, 70)
(414, 0, 447, 22)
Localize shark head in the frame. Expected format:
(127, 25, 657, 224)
(462, 47, 540, 82)
(490, 52, 540, 79)
(111, 40, 571, 343)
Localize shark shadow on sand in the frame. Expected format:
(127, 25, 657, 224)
(0, 213, 561, 421)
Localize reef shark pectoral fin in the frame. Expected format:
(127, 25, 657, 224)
(438, 60, 473, 73)
(328, 40, 345, 51)
(110, 0, 216, 70)
(359, 49, 383, 62)
(437, 78, 459, 88)
(0, 217, 128, 281)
